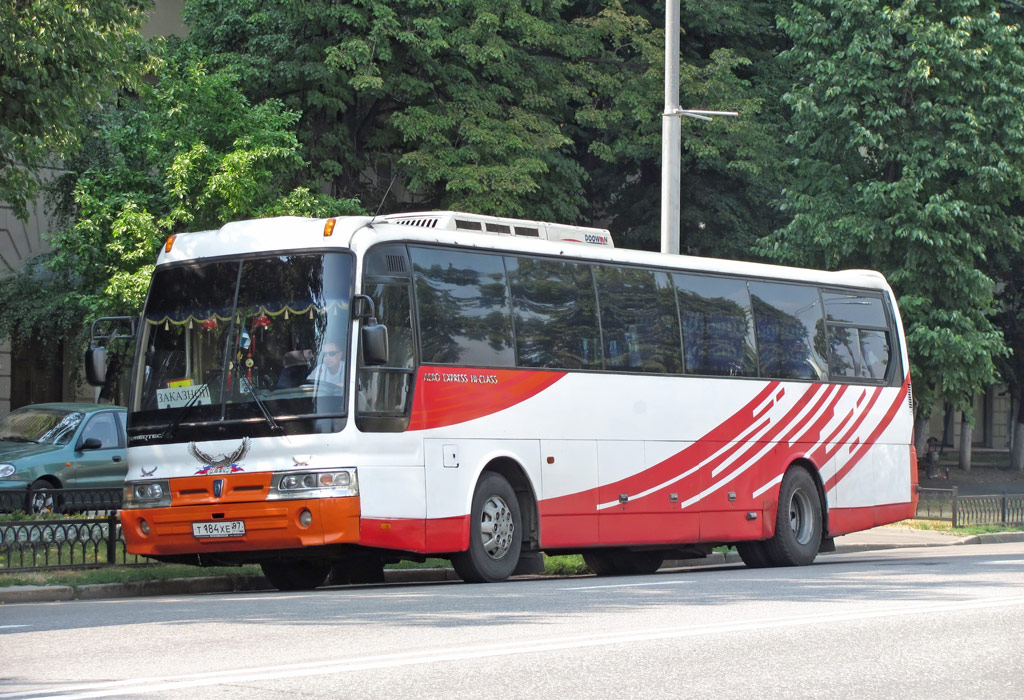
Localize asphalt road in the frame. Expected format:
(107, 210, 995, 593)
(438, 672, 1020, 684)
(2, 543, 1023, 699)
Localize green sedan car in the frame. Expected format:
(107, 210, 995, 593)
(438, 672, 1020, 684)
(0, 402, 127, 513)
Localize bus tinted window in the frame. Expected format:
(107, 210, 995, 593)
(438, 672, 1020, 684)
(411, 248, 515, 367)
(507, 257, 601, 370)
(674, 274, 757, 377)
(822, 291, 893, 382)
(748, 282, 826, 381)
(595, 266, 681, 373)
(828, 327, 891, 380)
(823, 292, 887, 327)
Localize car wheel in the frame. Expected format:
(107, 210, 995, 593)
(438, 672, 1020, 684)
(28, 480, 59, 515)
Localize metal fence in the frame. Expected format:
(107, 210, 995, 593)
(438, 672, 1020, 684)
(915, 487, 1024, 528)
(1, 487, 154, 572)
(0, 485, 123, 516)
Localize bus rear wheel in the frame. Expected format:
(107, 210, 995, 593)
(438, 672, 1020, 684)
(260, 559, 332, 591)
(452, 472, 522, 583)
(763, 467, 822, 567)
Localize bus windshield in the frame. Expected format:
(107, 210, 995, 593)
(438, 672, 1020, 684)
(131, 252, 353, 441)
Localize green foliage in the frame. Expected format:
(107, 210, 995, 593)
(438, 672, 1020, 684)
(0, 0, 149, 221)
(542, 553, 590, 576)
(2, 39, 364, 354)
(766, 0, 1024, 415)
(183, 0, 784, 250)
(51, 42, 363, 313)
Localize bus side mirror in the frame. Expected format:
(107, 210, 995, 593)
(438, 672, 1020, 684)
(84, 346, 107, 386)
(354, 294, 389, 366)
(361, 324, 389, 366)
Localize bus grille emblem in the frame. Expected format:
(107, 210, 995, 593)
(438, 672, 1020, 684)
(213, 479, 224, 498)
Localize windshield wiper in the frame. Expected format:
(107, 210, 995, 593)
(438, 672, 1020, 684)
(249, 390, 282, 432)
(0, 436, 36, 443)
(161, 388, 208, 441)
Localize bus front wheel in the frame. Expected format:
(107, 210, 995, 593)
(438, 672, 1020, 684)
(260, 559, 331, 591)
(452, 472, 522, 583)
(763, 467, 822, 566)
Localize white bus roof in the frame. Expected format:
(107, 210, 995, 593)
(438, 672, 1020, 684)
(156, 212, 892, 293)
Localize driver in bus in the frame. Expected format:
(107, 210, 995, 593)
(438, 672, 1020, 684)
(307, 340, 345, 388)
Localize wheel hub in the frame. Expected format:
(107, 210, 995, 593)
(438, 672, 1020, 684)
(479, 495, 515, 560)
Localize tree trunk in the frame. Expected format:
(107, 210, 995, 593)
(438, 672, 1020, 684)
(913, 411, 930, 455)
(959, 414, 973, 472)
(1013, 415, 1024, 473)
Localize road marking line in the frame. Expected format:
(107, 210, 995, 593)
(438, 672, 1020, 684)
(559, 580, 695, 591)
(5, 596, 1024, 700)
(0, 625, 29, 630)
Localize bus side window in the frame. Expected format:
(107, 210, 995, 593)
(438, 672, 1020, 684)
(822, 291, 895, 384)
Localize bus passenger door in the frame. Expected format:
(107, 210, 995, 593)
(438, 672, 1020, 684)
(539, 440, 598, 548)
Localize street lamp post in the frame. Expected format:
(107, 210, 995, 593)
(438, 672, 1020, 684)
(660, 0, 681, 256)
(660, 1, 737, 255)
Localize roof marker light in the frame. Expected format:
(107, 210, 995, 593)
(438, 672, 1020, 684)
(324, 219, 336, 237)
(164, 235, 177, 253)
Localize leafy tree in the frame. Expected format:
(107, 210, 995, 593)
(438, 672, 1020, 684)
(183, 0, 785, 251)
(0, 41, 363, 354)
(0, 0, 149, 221)
(765, 0, 1024, 436)
(992, 219, 1024, 471)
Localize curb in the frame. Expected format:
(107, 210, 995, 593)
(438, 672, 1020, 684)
(3, 533, 1023, 605)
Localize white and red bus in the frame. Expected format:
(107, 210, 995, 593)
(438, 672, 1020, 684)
(105, 211, 917, 589)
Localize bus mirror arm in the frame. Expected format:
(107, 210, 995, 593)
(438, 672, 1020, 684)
(84, 315, 138, 387)
(353, 294, 377, 322)
(354, 295, 389, 366)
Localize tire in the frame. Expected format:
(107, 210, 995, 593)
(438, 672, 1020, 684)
(28, 480, 59, 515)
(616, 551, 663, 575)
(583, 549, 663, 576)
(260, 560, 332, 591)
(736, 541, 773, 568)
(583, 549, 621, 576)
(763, 467, 822, 566)
(451, 472, 522, 583)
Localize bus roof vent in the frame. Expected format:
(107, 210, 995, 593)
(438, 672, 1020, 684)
(390, 216, 439, 229)
(381, 211, 614, 247)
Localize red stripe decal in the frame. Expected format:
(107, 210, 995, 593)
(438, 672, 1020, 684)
(823, 377, 910, 492)
(408, 367, 566, 431)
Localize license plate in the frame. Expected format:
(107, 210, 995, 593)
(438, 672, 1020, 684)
(192, 520, 245, 538)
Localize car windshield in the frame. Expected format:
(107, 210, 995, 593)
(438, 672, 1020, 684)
(131, 252, 353, 439)
(0, 408, 84, 445)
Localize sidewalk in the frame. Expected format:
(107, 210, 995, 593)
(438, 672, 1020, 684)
(4, 527, 1023, 605)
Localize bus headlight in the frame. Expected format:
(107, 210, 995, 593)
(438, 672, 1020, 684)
(269, 468, 358, 499)
(123, 480, 171, 509)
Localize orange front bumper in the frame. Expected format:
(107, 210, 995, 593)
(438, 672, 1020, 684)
(121, 496, 361, 557)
